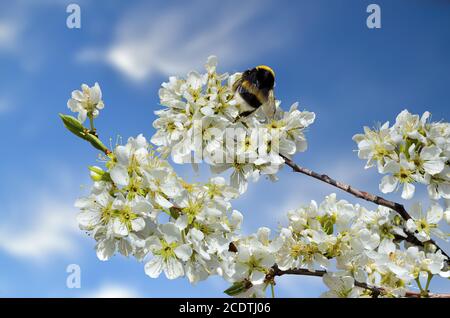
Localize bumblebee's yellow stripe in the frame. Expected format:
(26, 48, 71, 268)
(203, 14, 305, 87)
(256, 65, 275, 78)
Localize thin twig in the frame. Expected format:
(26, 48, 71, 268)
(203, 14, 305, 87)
(269, 265, 383, 297)
(404, 291, 450, 298)
(281, 155, 449, 261)
(270, 265, 450, 298)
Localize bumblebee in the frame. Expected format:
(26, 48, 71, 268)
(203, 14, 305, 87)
(233, 65, 276, 118)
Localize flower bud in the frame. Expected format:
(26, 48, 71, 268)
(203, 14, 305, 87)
(89, 166, 105, 181)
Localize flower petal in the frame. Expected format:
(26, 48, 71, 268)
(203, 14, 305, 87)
(380, 175, 397, 193)
(145, 256, 164, 278)
(110, 166, 129, 187)
(174, 244, 192, 262)
(401, 183, 415, 200)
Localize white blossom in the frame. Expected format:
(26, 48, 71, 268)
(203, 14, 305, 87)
(68, 69, 450, 299)
(354, 109, 449, 201)
(67, 82, 104, 123)
(151, 56, 315, 194)
(406, 202, 445, 242)
(321, 273, 361, 298)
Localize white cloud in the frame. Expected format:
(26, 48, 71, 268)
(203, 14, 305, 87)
(77, 0, 286, 81)
(0, 20, 20, 50)
(85, 283, 140, 298)
(0, 0, 72, 70)
(0, 197, 80, 262)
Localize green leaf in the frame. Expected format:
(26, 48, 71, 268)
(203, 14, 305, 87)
(224, 281, 249, 296)
(59, 113, 109, 154)
(59, 114, 86, 139)
(85, 132, 109, 154)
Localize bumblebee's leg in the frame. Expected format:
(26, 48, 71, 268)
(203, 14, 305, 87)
(240, 110, 256, 117)
(232, 110, 257, 123)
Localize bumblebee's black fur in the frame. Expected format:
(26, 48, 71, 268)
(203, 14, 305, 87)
(234, 67, 275, 114)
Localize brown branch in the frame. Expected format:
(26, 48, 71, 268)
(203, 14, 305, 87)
(269, 265, 450, 298)
(281, 155, 450, 261)
(282, 156, 410, 220)
(269, 265, 384, 298)
(404, 291, 450, 298)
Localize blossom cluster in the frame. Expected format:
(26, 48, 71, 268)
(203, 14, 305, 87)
(151, 56, 315, 193)
(77, 146, 449, 297)
(76, 134, 243, 283)
(66, 77, 449, 298)
(353, 110, 449, 201)
(222, 194, 449, 297)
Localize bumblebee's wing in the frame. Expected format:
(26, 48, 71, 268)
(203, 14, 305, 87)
(261, 90, 276, 119)
(232, 75, 244, 93)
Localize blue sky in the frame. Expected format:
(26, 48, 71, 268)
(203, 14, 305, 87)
(0, 0, 449, 297)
